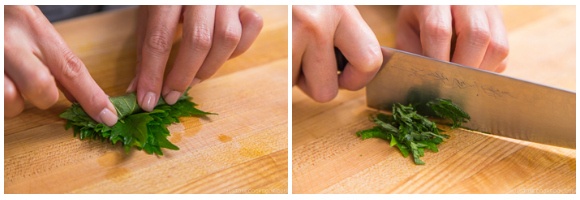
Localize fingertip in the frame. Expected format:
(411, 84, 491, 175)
(231, 6, 263, 58)
(190, 78, 202, 86)
(240, 6, 263, 29)
(495, 66, 506, 73)
(140, 91, 158, 112)
(99, 107, 118, 127)
(80, 92, 114, 127)
(97, 93, 118, 126)
(135, 67, 163, 112)
(495, 59, 508, 73)
(309, 89, 338, 103)
(163, 90, 181, 105)
(297, 79, 338, 103)
(4, 77, 25, 118)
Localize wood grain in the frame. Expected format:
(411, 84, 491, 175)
(4, 5, 288, 194)
(292, 5, 575, 194)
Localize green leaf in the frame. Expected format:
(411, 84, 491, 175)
(111, 113, 152, 149)
(60, 90, 214, 156)
(390, 134, 398, 147)
(410, 142, 425, 165)
(396, 144, 409, 157)
(373, 117, 398, 134)
(417, 141, 439, 152)
(355, 98, 469, 165)
(356, 126, 390, 140)
(427, 98, 470, 128)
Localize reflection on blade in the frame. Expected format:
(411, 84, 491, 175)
(366, 47, 576, 149)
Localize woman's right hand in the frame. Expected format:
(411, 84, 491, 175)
(292, 5, 383, 102)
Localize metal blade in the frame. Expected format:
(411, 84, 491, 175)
(366, 47, 576, 149)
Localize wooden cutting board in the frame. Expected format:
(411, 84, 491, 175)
(292, 5, 576, 193)
(4, 5, 288, 194)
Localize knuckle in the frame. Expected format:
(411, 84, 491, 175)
(27, 72, 58, 109)
(296, 21, 322, 37)
(7, 5, 33, 19)
(423, 20, 452, 40)
(293, 10, 325, 38)
(61, 50, 84, 80)
(26, 69, 55, 93)
(467, 27, 491, 47)
(348, 47, 383, 76)
(146, 28, 172, 54)
(184, 25, 213, 52)
(139, 73, 164, 91)
(89, 93, 102, 107)
(357, 52, 383, 74)
(219, 25, 241, 46)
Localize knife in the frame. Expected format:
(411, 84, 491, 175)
(336, 47, 576, 149)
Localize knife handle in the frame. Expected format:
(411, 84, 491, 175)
(335, 47, 348, 72)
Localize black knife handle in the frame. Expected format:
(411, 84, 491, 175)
(335, 47, 348, 72)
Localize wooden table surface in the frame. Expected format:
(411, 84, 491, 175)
(292, 5, 576, 193)
(4, 5, 288, 193)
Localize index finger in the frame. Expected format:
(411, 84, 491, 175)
(35, 17, 118, 126)
(334, 6, 382, 91)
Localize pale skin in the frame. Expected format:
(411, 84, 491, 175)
(293, 5, 509, 102)
(4, 5, 263, 126)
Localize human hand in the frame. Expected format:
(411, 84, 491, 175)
(127, 5, 263, 111)
(4, 5, 118, 126)
(396, 5, 509, 72)
(292, 5, 383, 102)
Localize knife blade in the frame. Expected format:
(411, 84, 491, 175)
(339, 46, 575, 149)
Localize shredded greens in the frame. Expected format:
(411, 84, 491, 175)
(356, 98, 470, 165)
(60, 91, 213, 155)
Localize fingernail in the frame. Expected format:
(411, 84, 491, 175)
(164, 91, 181, 105)
(126, 78, 137, 93)
(190, 78, 201, 86)
(100, 108, 118, 127)
(142, 92, 157, 112)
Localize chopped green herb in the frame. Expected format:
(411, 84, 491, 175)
(427, 98, 470, 128)
(356, 98, 469, 165)
(60, 91, 214, 155)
